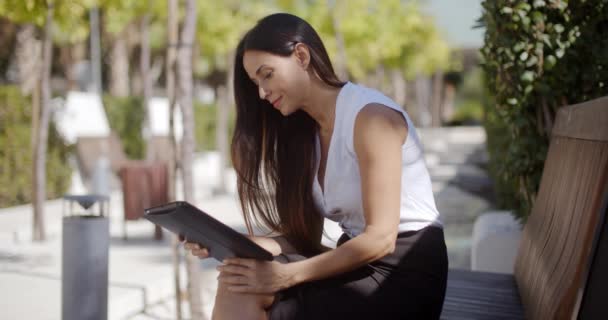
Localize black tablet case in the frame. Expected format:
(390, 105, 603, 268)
(144, 201, 273, 262)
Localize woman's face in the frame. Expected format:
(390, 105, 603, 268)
(243, 45, 311, 116)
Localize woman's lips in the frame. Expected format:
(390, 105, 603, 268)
(272, 96, 282, 108)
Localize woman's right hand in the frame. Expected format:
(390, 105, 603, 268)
(180, 235, 210, 259)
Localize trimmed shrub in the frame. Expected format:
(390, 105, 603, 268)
(0, 85, 72, 207)
(102, 95, 145, 159)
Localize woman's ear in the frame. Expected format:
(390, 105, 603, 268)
(293, 43, 311, 70)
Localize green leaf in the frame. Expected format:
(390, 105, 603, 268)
(520, 51, 529, 61)
(532, 11, 544, 23)
(533, 0, 546, 8)
(514, 41, 526, 52)
(545, 55, 557, 70)
(521, 70, 535, 83)
(526, 55, 538, 67)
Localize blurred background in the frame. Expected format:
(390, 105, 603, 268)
(1, 0, 606, 319)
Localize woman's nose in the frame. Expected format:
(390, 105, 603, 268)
(259, 86, 269, 100)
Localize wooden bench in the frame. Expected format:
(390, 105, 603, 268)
(440, 96, 608, 320)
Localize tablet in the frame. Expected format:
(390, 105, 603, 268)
(144, 201, 273, 262)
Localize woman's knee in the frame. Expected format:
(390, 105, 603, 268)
(215, 281, 276, 310)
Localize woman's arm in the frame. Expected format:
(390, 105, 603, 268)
(247, 235, 299, 256)
(288, 103, 408, 284)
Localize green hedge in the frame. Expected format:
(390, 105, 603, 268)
(480, 1, 608, 221)
(102, 95, 146, 159)
(0, 85, 72, 208)
(194, 101, 236, 152)
(102, 94, 235, 157)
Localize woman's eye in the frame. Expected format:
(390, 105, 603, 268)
(264, 71, 273, 79)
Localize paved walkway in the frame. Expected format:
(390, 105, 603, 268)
(0, 126, 494, 319)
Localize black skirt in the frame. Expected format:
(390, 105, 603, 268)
(268, 226, 449, 320)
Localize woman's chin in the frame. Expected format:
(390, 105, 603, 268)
(277, 105, 292, 116)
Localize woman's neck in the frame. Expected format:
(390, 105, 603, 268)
(300, 79, 343, 136)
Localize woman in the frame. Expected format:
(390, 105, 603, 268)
(183, 12, 448, 320)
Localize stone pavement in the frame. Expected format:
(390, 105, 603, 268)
(0, 126, 494, 319)
(418, 127, 494, 269)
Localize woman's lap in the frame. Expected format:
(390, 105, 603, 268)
(267, 226, 448, 320)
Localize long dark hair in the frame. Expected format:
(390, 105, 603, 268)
(232, 13, 345, 256)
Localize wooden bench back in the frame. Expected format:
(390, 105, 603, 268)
(514, 96, 608, 319)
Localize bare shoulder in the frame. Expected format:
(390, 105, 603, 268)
(354, 103, 408, 147)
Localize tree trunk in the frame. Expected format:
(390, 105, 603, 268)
(109, 30, 130, 97)
(431, 71, 444, 127)
(414, 74, 432, 127)
(15, 24, 40, 96)
(215, 53, 233, 195)
(166, 0, 182, 318)
(89, 7, 102, 94)
(14, 24, 43, 156)
(58, 45, 77, 90)
(404, 80, 418, 125)
(141, 14, 154, 161)
(441, 83, 456, 124)
(391, 69, 406, 108)
(215, 85, 228, 194)
(33, 2, 54, 242)
(177, 0, 204, 318)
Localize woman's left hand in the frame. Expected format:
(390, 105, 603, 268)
(217, 258, 297, 294)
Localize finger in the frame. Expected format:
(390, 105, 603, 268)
(223, 258, 255, 268)
(217, 265, 251, 276)
(192, 248, 209, 257)
(217, 275, 248, 285)
(184, 242, 201, 250)
(228, 285, 268, 294)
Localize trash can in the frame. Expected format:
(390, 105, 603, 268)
(119, 161, 168, 240)
(61, 194, 110, 320)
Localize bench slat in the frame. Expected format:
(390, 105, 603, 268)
(441, 269, 525, 320)
(514, 137, 608, 319)
(551, 96, 608, 141)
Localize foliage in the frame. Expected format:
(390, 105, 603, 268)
(479, 0, 608, 221)
(102, 94, 145, 159)
(0, 0, 91, 45)
(193, 1, 274, 76)
(100, 0, 168, 48)
(448, 67, 486, 125)
(194, 102, 236, 152)
(450, 100, 484, 126)
(281, 0, 451, 80)
(0, 85, 72, 207)
(102, 94, 234, 156)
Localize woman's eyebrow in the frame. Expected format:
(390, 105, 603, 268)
(250, 65, 270, 83)
(255, 64, 269, 75)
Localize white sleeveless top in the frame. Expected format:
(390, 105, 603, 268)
(313, 82, 442, 237)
